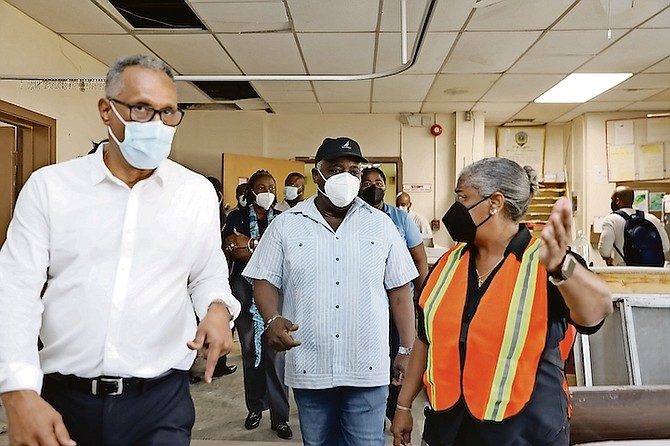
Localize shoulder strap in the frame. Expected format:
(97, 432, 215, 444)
(613, 209, 631, 221)
(612, 210, 629, 260)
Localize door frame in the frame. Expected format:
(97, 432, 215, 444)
(0, 99, 56, 244)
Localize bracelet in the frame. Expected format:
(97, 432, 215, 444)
(247, 238, 258, 253)
(396, 404, 412, 412)
(264, 314, 282, 330)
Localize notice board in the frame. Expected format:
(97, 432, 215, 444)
(606, 117, 670, 182)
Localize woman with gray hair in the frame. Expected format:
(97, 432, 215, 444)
(391, 157, 612, 446)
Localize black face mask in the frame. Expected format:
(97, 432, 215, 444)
(360, 186, 385, 206)
(610, 200, 618, 212)
(441, 195, 492, 243)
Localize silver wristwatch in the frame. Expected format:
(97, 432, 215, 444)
(397, 346, 412, 356)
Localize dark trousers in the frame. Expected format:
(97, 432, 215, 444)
(42, 371, 194, 446)
(231, 275, 290, 425)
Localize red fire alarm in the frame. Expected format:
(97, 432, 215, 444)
(430, 124, 443, 136)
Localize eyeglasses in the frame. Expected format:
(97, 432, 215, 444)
(108, 98, 185, 127)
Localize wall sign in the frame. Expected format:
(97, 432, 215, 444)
(496, 127, 546, 174)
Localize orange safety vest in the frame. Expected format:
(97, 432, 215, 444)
(420, 238, 548, 422)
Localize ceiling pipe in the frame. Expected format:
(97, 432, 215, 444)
(0, 0, 437, 83)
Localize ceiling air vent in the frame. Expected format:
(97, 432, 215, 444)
(109, 0, 206, 30)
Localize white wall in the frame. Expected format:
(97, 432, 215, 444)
(0, 1, 108, 161)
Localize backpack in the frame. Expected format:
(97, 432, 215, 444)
(613, 210, 665, 267)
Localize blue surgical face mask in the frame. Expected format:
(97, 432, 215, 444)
(108, 102, 175, 170)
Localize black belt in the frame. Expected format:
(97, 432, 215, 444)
(45, 370, 178, 397)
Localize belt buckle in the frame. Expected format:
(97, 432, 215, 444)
(92, 377, 124, 396)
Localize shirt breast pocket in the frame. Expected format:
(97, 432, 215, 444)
(358, 235, 387, 282)
(284, 237, 316, 285)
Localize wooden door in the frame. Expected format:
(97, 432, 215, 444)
(0, 125, 17, 245)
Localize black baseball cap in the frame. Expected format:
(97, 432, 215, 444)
(315, 137, 368, 164)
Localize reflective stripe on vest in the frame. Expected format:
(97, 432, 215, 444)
(420, 238, 548, 421)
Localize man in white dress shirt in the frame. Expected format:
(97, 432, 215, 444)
(0, 54, 240, 446)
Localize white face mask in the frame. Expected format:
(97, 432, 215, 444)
(317, 170, 360, 208)
(108, 102, 175, 170)
(398, 205, 409, 213)
(284, 186, 300, 201)
(238, 195, 247, 208)
(254, 191, 275, 210)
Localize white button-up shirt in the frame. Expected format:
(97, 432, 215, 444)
(243, 196, 418, 389)
(0, 146, 240, 393)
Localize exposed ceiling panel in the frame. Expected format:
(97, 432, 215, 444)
(4, 0, 670, 124)
(108, 0, 205, 29)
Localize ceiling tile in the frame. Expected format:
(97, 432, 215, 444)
(617, 74, 670, 89)
(425, 74, 500, 102)
(251, 81, 313, 94)
(377, 32, 456, 74)
(372, 102, 422, 113)
(373, 74, 435, 102)
(191, 2, 289, 32)
(621, 101, 670, 111)
(427, 0, 475, 32)
(527, 29, 626, 56)
(380, 0, 432, 32)
(441, 31, 542, 73)
(555, 101, 632, 122)
(176, 81, 213, 103)
(4, 0, 126, 33)
(320, 103, 370, 113)
(481, 74, 564, 102)
(580, 29, 670, 72)
(640, 6, 670, 28)
(270, 102, 322, 113)
(511, 103, 579, 124)
(136, 34, 239, 74)
(644, 89, 670, 101)
(420, 102, 476, 113)
(594, 88, 664, 102)
(313, 81, 371, 102)
(554, 0, 668, 30)
(258, 90, 316, 103)
(471, 102, 527, 124)
(508, 55, 590, 74)
(217, 33, 305, 74)
(644, 56, 670, 73)
(63, 34, 154, 66)
(287, 0, 379, 32)
(299, 33, 375, 74)
(467, 0, 575, 31)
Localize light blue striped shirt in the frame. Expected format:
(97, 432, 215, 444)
(243, 196, 418, 389)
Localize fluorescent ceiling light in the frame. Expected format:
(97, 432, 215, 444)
(534, 73, 632, 103)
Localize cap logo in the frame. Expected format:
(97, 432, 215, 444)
(342, 140, 351, 149)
